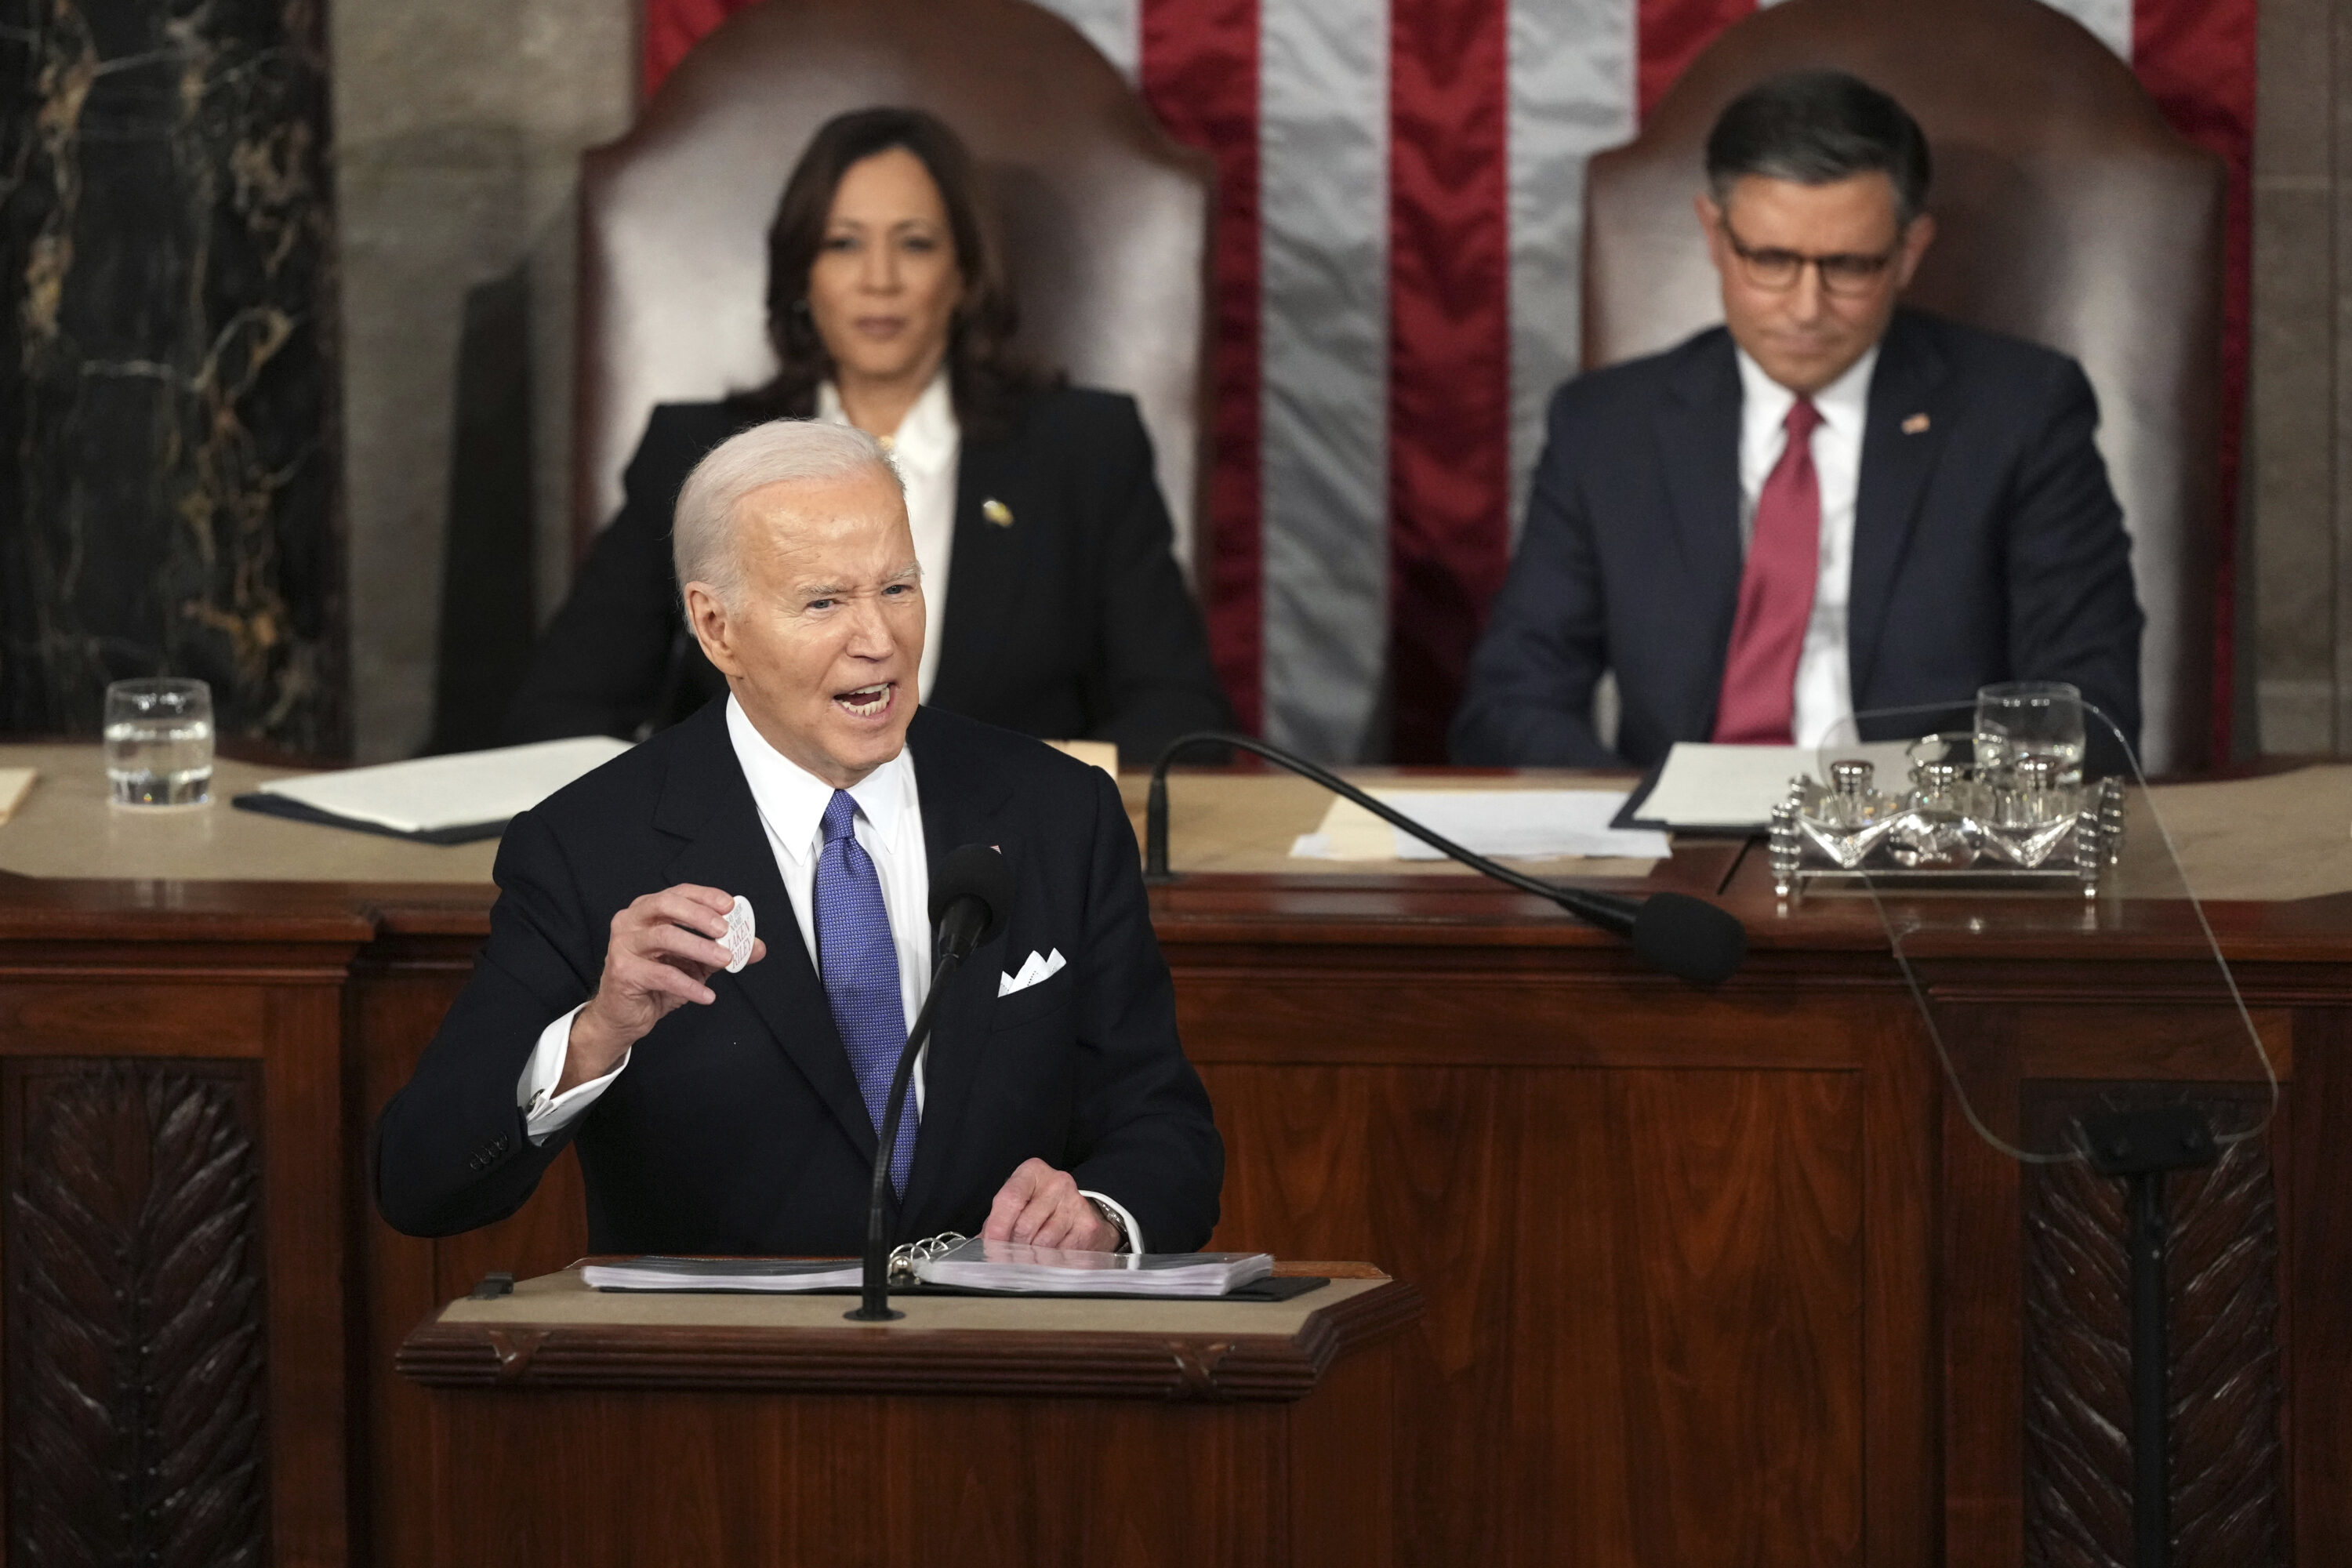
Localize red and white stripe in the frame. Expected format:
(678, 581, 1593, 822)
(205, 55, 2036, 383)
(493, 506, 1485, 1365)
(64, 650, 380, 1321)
(648, 0, 2253, 760)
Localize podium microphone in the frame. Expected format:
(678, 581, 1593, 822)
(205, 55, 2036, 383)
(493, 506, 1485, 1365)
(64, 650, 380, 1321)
(847, 843, 1014, 1322)
(1144, 731, 1747, 987)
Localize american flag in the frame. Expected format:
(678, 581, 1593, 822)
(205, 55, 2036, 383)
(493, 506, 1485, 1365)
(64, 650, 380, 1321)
(645, 0, 2252, 763)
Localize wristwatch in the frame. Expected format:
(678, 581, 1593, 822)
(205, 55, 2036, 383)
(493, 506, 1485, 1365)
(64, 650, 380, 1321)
(1087, 1196, 1131, 1254)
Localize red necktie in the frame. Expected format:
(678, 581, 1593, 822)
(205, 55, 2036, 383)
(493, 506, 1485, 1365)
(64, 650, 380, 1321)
(1712, 397, 1824, 745)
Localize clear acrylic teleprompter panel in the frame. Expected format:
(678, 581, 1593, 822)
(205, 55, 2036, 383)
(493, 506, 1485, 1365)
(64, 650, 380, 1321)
(1806, 701, 2275, 1164)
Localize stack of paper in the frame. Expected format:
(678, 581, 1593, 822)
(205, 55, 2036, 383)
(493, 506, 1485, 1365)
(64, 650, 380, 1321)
(1630, 741, 1918, 830)
(234, 735, 633, 844)
(1291, 789, 1670, 862)
(583, 1257, 864, 1291)
(0, 769, 35, 824)
(913, 1238, 1274, 1297)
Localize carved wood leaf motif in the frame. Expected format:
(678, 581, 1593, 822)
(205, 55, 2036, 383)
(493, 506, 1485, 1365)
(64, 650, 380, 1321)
(5, 1063, 267, 1566)
(2021, 1085, 2281, 1568)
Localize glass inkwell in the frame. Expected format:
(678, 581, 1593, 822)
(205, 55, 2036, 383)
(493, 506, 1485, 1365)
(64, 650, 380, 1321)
(1977, 752, 2076, 869)
(1784, 757, 1902, 872)
(1889, 753, 1976, 869)
(1770, 701, 2129, 902)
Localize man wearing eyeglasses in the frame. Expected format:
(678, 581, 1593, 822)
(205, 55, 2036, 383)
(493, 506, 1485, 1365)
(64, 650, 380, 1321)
(1451, 70, 2143, 768)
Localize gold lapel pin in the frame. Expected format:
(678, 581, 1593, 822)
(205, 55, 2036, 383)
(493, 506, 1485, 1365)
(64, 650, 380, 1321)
(982, 498, 1014, 528)
(1901, 412, 1931, 435)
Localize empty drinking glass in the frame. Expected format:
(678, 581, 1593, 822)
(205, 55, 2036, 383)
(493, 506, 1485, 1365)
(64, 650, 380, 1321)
(1973, 681, 2085, 790)
(104, 678, 214, 807)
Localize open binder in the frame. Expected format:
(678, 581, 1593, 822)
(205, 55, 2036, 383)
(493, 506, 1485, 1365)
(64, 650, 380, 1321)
(583, 1238, 1318, 1301)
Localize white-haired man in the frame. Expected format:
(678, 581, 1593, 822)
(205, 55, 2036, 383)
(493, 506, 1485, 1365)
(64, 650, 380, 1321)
(376, 419, 1223, 1257)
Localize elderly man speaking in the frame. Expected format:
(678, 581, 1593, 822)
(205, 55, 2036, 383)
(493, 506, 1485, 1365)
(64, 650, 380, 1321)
(375, 420, 1223, 1257)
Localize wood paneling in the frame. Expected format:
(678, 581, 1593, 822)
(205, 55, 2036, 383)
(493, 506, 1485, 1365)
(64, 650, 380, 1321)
(1174, 964, 1883, 1070)
(0, 906, 372, 1566)
(350, 949, 587, 1568)
(262, 979, 350, 1568)
(0, 831, 2339, 1562)
(2288, 1004, 2352, 1568)
(0, 985, 266, 1055)
(344, 858, 2344, 1566)
(396, 1367, 1399, 1568)
(2, 1061, 268, 1566)
(1201, 1062, 1871, 1564)
(1944, 1027, 2031, 1568)
(2020, 1084, 2282, 1568)
(437, 1392, 1288, 1566)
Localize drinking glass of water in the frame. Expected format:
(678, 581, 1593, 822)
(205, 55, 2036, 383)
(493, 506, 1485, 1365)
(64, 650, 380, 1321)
(1973, 681, 2085, 790)
(104, 678, 214, 807)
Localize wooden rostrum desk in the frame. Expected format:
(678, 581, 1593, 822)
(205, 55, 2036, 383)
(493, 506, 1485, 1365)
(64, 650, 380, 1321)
(394, 1262, 1420, 1566)
(0, 745, 2341, 1565)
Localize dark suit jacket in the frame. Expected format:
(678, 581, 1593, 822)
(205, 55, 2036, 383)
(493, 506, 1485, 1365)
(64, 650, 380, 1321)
(1450, 310, 2144, 768)
(505, 385, 1232, 762)
(374, 700, 1225, 1256)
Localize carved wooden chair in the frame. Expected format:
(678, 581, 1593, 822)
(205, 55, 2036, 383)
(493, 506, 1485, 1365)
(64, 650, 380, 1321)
(575, 0, 1214, 579)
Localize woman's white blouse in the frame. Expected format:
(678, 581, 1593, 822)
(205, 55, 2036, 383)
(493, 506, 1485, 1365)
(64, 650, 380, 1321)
(818, 372, 960, 701)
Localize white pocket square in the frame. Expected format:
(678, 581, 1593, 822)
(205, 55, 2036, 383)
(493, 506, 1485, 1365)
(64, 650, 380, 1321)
(998, 948, 1066, 996)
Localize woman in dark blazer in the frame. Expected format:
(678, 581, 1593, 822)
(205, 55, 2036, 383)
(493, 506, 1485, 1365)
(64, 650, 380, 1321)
(504, 107, 1232, 759)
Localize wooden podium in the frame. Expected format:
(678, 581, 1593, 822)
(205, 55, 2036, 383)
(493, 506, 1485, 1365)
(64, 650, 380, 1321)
(394, 1263, 1421, 1566)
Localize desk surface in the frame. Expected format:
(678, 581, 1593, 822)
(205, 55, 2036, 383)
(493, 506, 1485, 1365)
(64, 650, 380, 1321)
(399, 1264, 1421, 1403)
(437, 1262, 1387, 1337)
(0, 745, 1676, 887)
(0, 744, 503, 885)
(1, 742, 2348, 943)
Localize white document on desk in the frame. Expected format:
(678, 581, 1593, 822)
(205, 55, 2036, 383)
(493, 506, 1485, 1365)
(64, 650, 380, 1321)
(256, 736, 633, 834)
(1292, 790, 1670, 862)
(1636, 741, 1915, 829)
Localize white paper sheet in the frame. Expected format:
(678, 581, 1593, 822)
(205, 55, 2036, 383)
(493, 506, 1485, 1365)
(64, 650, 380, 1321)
(258, 736, 633, 834)
(1635, 741, 1917, 829)
(0, 768, 36, 823)
(1290, 789, 1669, 862)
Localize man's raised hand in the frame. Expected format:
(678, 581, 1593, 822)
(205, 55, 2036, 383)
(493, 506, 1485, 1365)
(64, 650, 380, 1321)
(559, 884, 765, 1094)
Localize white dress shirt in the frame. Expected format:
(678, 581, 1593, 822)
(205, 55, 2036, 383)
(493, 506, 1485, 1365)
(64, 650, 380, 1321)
(514, 696, 1142, 1249)
(818, 372, 960, 702)
(1733, 345, 1878, 750)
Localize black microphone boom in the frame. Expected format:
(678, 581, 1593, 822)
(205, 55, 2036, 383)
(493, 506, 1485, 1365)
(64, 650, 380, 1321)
(847, 844, 1013, 1322)
(1144, 731, 1747, 987)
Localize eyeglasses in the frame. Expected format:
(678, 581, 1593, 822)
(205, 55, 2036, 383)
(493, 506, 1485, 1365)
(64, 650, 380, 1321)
(1719, 213, 1904, 298)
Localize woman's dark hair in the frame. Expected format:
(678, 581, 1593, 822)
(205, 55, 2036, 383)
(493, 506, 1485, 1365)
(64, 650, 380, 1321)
(1705, 71, 1932, 225)
(739, 107, 1055, 438)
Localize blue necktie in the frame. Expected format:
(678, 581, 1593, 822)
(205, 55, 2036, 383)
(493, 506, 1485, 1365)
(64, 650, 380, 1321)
(815, 790, 914, 1193)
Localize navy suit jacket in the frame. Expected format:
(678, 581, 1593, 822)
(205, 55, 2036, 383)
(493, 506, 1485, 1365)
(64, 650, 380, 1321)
(373, 700, 1224, 1256)
(503, 386, 1232, 762)
(1450, 310, 2143, 768)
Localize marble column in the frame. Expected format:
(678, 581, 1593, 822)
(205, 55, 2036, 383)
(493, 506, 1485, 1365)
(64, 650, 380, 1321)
(0, 0, 345, 752)
(2250, 0, 2352, 753)
(332, 0, 633, 760)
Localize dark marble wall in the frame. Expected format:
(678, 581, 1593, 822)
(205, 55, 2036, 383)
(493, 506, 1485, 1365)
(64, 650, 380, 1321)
(0, 0, 344, 752)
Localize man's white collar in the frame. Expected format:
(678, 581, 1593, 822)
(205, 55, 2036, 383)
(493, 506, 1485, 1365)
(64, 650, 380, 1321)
(1733, 342, 1880, 432)
(723, 695, 916, 865)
